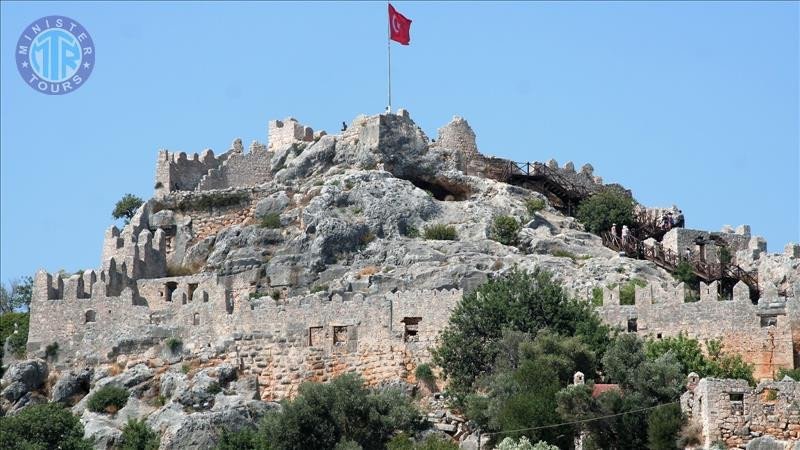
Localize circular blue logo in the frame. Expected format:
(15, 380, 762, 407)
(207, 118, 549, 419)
(16, 16, 95, 95)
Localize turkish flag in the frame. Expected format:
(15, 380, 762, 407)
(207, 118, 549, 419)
(389, 4, 412, 45)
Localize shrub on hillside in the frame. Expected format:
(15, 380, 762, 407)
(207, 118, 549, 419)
(423, 224, 457, 241)
(87, 385, 129, 414)
(165, 337, 182, 354)
(259, 212, 281, 229)
(491, 216, 521, 246)
(0, 403, 93, 449)
(525, 198, 546, 216)
(119, 419, 160, 450)
(576, 188, 634, 234)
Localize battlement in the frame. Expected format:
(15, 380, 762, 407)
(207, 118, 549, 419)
(155, 148, 225, 195)
(26, 278, 462, 398)
(268, 117, 315, 151)
(594, 280, 797, 379)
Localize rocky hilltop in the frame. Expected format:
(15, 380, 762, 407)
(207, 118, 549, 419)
(2, 109, 799, 449)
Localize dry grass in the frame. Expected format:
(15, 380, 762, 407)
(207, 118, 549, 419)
(108, 363, 124, 376)
(357, 266, 380, 278)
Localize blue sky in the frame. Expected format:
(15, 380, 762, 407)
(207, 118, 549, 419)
(1, 1, 798, 282)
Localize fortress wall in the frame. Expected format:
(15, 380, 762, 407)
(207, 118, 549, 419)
(683, 378, 800, 448)
(268, 118, 314, 152)
(155, 187, 269, 248)
(597, 283, 796, 380)
(27, 273, 463, 399)
(196, 142, 274, 191)
(155, 149, 224, 195)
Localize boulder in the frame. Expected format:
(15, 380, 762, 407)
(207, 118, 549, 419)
(1, 359, 48, 403)
(746, 436, 786, 450)
(52, 367, 93, 404)
(254, 191, 290, 218)
(149, 397, 279, 450)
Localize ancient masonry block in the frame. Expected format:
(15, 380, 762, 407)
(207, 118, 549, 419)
(682, 376, 800, 448)
(596, 280, 796, 380)
(268, 118, 314, 151)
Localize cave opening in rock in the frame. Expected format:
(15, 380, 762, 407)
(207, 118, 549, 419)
(404, 176, 471, 201)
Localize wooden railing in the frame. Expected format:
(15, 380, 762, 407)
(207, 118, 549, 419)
(601, 231, 759, 296)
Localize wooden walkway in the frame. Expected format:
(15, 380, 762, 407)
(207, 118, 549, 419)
(502, 160, 770, 300)
(601, 231, 760, 300)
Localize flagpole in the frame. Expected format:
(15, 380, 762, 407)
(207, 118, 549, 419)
(387, 2, 392, 113)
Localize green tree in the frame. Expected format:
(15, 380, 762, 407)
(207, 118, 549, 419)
(112, 194, 144, 223)
(433, 268, 610, 397)
(119, 419, 160, 450)
(257, 373, 424, 450)
(0, 277, 33, 313)
(0, 403, 93, 450)
(0, 312, 29, 364)
(704, 339, 754, 385)
(469, 331, 595, 448)
(645, 334, 753, 385)
(602, 334, 683, 403)
(484, 360, 565, 447)
(647, 403, 685, 450)
(576, 188, 635, 234)
(491, 216, 521, 246)
(645, 333, 707, 376)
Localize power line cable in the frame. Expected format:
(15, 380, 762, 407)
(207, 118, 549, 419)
(481, 400, 681, 437)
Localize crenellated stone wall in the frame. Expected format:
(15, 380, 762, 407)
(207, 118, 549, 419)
(196, 141, 274, 190)
(27, 260, 461, 400)
(595, 280, 797, 380)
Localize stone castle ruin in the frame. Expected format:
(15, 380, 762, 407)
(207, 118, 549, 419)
(17, 110, 799, 445)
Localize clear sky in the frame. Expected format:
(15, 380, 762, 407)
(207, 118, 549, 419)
(1, 1, 798, 283)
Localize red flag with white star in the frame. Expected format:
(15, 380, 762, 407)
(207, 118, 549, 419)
(389, 4, 412, 45)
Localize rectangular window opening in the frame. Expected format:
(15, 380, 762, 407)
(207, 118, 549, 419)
(165, 282, 178, 302)
(187, 283, 198, 302)
(627, 318, 638, 332)
(402, 317, 422, 342)
(333, 326, 348, 346)
(309, 326, 324, 347)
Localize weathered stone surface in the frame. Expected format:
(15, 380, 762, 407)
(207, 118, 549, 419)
(254, 191, 290, 218)
(746, 436, 786, 450)
(1, 359, 48, 403)
(52, 367, 93, 404)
